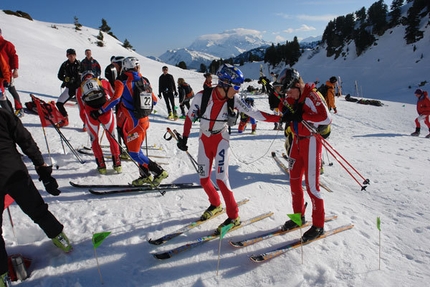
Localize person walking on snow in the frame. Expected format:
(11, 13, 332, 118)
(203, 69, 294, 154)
(325, 76, 337, 114)
(158, 66, 178, 120)
(0, 28, 24, 117)
(0, 108, 72, 286)
(90, 57, 168, 187)
(177, 77, 194, 118)
(410, 88, 430, 138)
(278, 68, 332, 242)
(176, 64, 280, 235)
(76, 71, 122, 174)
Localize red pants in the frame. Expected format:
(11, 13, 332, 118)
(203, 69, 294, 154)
(288, 135, 325, 227)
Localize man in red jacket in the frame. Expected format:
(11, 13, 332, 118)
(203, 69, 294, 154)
(0, 28, 23, 117)
(411, 89, 430, 138)
(278, 68, 332, 242)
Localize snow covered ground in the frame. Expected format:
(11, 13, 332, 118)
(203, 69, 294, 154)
(1, 10, 430, 287)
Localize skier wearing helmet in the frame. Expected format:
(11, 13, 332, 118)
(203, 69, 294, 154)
(278, 68, 332, 242)
(176, 64, 280, 235)
(76, 71, 122, 174)
(90, 57, 168, 187)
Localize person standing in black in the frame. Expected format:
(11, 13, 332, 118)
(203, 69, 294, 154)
(0, 108, 72, 285)
(158, 66, 178, 120)
(56, 48, 81, 127)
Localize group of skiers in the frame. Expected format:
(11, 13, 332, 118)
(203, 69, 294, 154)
(3, 29, 429, 285)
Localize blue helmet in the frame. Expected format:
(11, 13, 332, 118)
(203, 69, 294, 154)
(245, 97, 254, 106)
(216, 64, 244, 89)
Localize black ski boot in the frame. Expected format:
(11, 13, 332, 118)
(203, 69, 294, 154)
(411, 127, 420, 136)
(301, 225, 324, 242)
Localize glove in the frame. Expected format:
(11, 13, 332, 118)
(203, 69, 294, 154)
(3, 81, 9, 88)
(292, 104, 303, 122)
(177, 135, 188, 151)
(158, 94, 162, 99)
(90, 109, 103, 120)
(174, 91, 178, 97)
(281, 110, 293, 123)
(36, 165, 61, 196)
(64, 77, 70, 83)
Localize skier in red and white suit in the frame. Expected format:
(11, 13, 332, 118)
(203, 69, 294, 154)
(177, 64, 280, 234)
(278, 68, 332, 242)
(76, 72, 121, 173)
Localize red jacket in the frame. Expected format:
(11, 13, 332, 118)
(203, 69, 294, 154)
(0, 36, 19, 70)
(416, 91, 430, 116)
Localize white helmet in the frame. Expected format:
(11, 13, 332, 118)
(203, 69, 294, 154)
(123, 57, 140, 71)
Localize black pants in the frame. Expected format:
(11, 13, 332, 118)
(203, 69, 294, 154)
(0, 175, 64, 274)
(162, 92, 176, 114)
(8, 85, 22, 110)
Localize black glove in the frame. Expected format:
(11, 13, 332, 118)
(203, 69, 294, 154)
(36, 165, 61, 196)
(90, 109, 103, 120)
(281, 110, 293, 123)
(158, 94, 162, 99)
(174, 91, 178, 97)
(177, 135, 188, 151)
(3, 81, 9, 88)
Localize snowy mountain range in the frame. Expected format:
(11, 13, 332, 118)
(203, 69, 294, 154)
(158, 28, 270, 70)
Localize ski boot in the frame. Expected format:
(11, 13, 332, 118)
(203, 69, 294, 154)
(301, 225, 324, 242)
(200, 204, 223, 221)
(52, 231, 73, 253)
(112, 155, 122, 174)
(167, 112, 174, 120)
(173, 111, 179, 120)
(282, 216, 305, 231)
(0, 272, 11, 287)
(96, 157, 107, 175)
(215, 217, 241, 235)
(411, 127, 420, 136)
(132, 165, 153, 186)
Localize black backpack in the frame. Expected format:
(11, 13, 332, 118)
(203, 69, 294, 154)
(131, 77, 153, 119)
(317, 84, 328, 99)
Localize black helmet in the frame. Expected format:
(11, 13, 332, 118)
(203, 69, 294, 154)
(330, 76, 337, 83)
(278, 68, 300, 91)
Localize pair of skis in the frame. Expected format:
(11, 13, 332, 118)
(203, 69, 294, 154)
(69, 181, 202, 195)
(229, 215, 353, 262)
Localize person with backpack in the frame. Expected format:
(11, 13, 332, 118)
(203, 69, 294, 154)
(0, 28, 24, 117)
(0, 108, 72, 286)
(56, 48, 81, 127)
(90, 57, 168, 187)
(177, 77, 194, 119)
(278, 68, 332, 242)
(410, 89, 430, 138)
(76, 71, 122, 174)
(158, 66, 178, 120)
(175, 64, 280, 235)
(325, 76, 338, 113)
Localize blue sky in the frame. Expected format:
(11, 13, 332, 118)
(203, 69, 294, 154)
(2, 0, 381, 57)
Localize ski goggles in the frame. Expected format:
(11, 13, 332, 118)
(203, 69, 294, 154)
(220, 81, 241, 91)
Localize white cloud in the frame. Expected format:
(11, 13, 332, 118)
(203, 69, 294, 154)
(296, 24, 316, 32)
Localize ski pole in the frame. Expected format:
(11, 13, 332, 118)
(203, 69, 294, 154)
(98, 120, 165, 196)
(46, 117, 86, 164)
(164, 127, 199, 173)
(302, 120, 369, 190)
